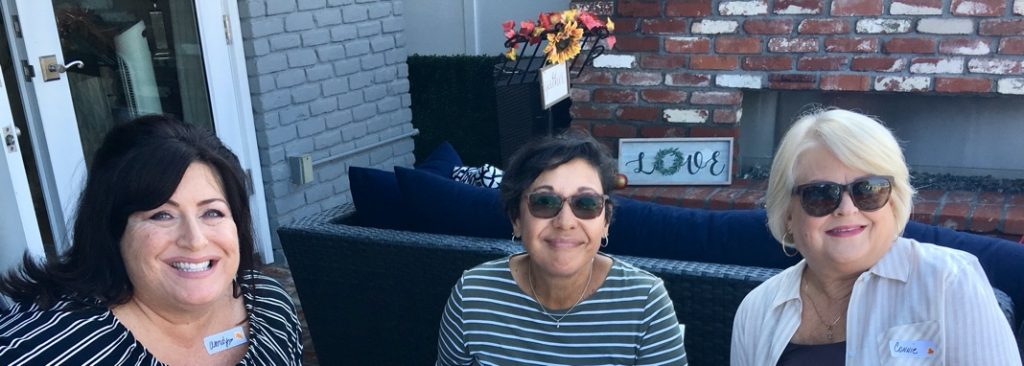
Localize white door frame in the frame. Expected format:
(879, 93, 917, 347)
(0, 61, 44, 279)
(3, 0, 274, 263)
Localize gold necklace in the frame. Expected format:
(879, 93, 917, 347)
(802, 282, 851, 341)
(527, 258, 594, 328)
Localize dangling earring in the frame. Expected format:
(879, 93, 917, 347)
(781, 231, 798, 257)
(232, 278, 243, 298)
(601, 235, 609, 248)
(511, 233, 519, 244)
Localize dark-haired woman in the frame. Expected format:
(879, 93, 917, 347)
(0, 115, 302, 365)
(436, 131, 687, 365)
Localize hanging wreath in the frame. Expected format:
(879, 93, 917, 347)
(652, 148, 685, 176)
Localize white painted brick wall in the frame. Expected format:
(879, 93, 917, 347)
(917, 18, 974, 35)
(593, 54, 637, 68)
(775, 4, 818, 14)
(691, 20, 740, 34)
(969, 59, 1024, 74)
(716, 74, 764, 88)
(997, 78, 1024, 94)
(954, 0, 999, 15)
(719, 1, 768, 15)
(875, 76, 931, 92)
(664, 109, 710, 123)
(910, 58, 964, 74)
(240, 0, 415, 261)
(890, 2, 942, 15)
(946, 42, 991, 55)
(856, 19, 912, 34)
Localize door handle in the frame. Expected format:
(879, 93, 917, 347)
(39, 55, 85, 82)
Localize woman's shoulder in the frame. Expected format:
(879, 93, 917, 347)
(461, 256, 513, 278)
(240, 270, 294, 307)
(738, 263, 800, 312)
(900, 237, 983, 274)
(0, 299, 124, 357)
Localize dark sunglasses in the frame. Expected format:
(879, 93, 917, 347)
(527, 192, 608, 220)
(792, 175, 893, 217)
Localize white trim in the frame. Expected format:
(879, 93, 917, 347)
(8, 0, 86, 253)
(195, 0, 274, 264)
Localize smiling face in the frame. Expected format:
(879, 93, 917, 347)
(513, 158, 609, 279)
(788, 145, 898, 275)
(120, 162, 240, 309)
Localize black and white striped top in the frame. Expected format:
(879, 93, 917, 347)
(0, 271, 302, 365)
(437, 254, 688, 366)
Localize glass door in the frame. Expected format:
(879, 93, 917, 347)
(52, 0, 214, 165)
(5, 0, 273, 263)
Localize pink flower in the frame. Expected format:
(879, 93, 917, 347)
(502, 20, 515, 39)
(577, 11, 603, 30)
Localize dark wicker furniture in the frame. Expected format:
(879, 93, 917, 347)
(279, 204, 1019, 366)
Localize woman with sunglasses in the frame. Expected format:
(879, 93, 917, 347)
(436, 132, 687, 365)
(730, 109, 1021, 365)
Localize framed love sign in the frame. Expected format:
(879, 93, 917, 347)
(618, 138, 733, 185)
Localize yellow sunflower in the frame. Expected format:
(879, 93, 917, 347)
(544, 20, 584, 64)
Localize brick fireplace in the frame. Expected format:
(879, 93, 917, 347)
(566, 0, 1024, 238)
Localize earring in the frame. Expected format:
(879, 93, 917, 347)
(781, 231, 798, 257)
(511, 233, 518, 244)
(601, 235, 609, 248)
(232, 278, 243, 298)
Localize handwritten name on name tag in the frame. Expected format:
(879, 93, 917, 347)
(889, 339, 937, 358)
(204, 326, 248, 355)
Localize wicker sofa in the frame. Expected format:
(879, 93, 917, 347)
(278, 203, 1020, 366)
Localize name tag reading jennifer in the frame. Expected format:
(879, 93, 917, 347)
(204, 326, 248, 355)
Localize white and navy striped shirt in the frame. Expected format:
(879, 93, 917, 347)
(437, 254, 688, 366)
(0, 271, 302, 365)
(731, 237, 1022, 365)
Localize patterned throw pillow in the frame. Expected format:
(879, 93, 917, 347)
(451, 164, 503, 188)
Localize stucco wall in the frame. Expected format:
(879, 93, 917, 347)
(238, 0, 415, 262)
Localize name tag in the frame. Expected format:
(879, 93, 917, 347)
(204, 326, 248, 355)
(889, 339, 936, 358)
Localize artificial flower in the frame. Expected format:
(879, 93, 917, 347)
(502, 20, 515, 39)
(606, 17, 615, 32)
(544, 19, 583, 64)
(578, 11, 603, 30)
(504, 47, 517, 60)
(538, 12, 553, 30)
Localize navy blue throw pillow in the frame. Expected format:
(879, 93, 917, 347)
(394, 167, 511, 239)
(606, 196, 799, 269)
(414, 141, 463, 178)
(348, 166, 407, 230)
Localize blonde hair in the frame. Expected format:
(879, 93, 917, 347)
(765, 108, 915, 246)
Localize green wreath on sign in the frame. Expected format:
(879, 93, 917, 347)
(652, 148, 685, 176)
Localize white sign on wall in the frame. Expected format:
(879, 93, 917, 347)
(618, 138, 734, 185)
(539, 62, 569, 109)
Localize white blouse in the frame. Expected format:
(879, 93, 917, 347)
(731, 237, 1021, 365)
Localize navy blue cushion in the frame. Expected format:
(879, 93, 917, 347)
(349, 142, 464, 229)
(348, 166, 407, 230)
(903, 221, 1024, 327)
(394, 167, 511, 239)
(414, 141, 463, 177)
(606, 196, 800, 269)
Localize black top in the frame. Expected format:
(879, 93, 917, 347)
(777, 341, 846, 366)
(0, 271, 302, 365)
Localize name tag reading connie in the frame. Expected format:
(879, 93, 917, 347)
(204, 326, 248, 355)
(889, 339, 936, 358)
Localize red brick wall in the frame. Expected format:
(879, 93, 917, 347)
(569, 0, 1024, 155)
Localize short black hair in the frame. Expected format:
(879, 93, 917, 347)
(500, 130, 618, 222)
(1, 115, 257, 307)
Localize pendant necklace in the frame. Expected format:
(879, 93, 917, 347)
(527, 258, 594, 328)
(803, 282, 852, 341)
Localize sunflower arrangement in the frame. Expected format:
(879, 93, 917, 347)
(502, 9, 615, 65)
